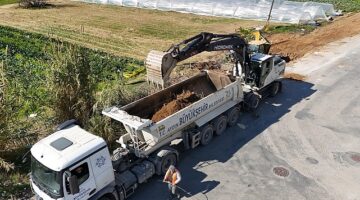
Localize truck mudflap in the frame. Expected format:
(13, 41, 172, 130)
(102, 107, 152, 131)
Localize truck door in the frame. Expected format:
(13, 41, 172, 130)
(63, 158, 97, 200)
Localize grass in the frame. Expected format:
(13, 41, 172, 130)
(0, 0, 263, 60)
(1, 0, 356, 60)
(0, 146, 32, 199)
(266, 24, 317, 34)
(289, 0, 360, 12)
(0, 0, 17, 6)
(0, 172, 31, 199)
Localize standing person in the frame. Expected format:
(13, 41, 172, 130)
(163, 165, 181, 199)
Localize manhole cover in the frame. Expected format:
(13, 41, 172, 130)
(273, 166, 289, 177)
(351, 154, 360, 163)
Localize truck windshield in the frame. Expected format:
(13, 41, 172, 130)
(31, 156, 62, 198)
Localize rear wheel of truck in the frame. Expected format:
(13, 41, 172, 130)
(99, 194, 114, 200)
(270, 81, 281, 97)
(160, 153, 177, 175)
(227, 107, 240, 126)
(200, 124, 214, 145)
(214, 115, 227, 136)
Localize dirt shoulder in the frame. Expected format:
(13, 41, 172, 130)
(269, 13, 360, 61)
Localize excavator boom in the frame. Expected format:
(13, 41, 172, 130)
(145, 32, 250, 88)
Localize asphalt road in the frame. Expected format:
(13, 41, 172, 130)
(130, 34, 360, 200)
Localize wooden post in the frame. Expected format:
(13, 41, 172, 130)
(266, 0, 275, 29)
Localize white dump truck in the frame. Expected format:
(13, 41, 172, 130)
(30, 33, 285, 200)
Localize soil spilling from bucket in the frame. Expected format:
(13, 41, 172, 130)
(151, 90, 200, 122)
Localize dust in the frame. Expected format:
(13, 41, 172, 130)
(283, 72, 306, 81)
(151, 90, 200, 122)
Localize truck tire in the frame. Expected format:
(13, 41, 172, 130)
(245, 93, 261, 111)
(214, 115, 227, 136)
(270, 81, 281, 97)
(117, 186, 125, 200)
(227, 107, 240, 127)
(160, 153, 177, 175)
(200, 124, 214, 145)
(99, 194, 114, 200)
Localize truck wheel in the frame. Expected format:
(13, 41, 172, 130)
(270, 82, 281, 97)
(227, 107, 240, 127)
(117, 186, 125, 200)
(160, 153, 177, 175)
(200, 125, 214, 145)
(245, 93, 261, 110)
(214, 115, 227, 136)
(99, 195, 114, 200)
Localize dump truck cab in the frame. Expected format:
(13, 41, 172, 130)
(30, 124, 115, 200)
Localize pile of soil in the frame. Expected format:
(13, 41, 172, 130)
(151, 90, 200, 122)
(192, 61, 221, 70)
(269, 13, 360, 61)
(283, 72, 306, 81)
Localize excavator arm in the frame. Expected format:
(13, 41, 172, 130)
(145, 32, 251, 88)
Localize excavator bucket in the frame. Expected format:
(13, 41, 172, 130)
(145, 50, 177, 88)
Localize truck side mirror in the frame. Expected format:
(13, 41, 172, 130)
(68, 173, 80, 194)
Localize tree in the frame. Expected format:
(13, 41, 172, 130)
(19, 0, 48, 8)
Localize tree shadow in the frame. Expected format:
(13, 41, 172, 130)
(129, 79, 316, 200)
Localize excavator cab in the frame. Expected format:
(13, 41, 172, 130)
(248, 30, 271, 54)
(249, 53, 285, 88)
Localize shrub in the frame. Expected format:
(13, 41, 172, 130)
(47, 44, 96, 125)
(19, 0, 48, 8)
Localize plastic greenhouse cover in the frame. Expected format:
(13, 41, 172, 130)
(82, 0, 337, 24)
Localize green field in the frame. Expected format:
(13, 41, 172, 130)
(0, 0, 17, 6)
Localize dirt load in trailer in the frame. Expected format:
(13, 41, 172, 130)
(102, 71, 243, 156)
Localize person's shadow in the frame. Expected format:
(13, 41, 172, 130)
(130, 79, 316, 200)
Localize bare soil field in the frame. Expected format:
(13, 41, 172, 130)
(269, 12, 360, 60)
(0, 0, 261, 59)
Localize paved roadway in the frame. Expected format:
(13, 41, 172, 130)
(130, 34, 360, 200)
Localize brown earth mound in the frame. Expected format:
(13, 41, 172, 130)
(192, 61, 221, 70)
(283, 72, 306, 81)
(269, 13, 360, 61)
(151, 90, 200, 122)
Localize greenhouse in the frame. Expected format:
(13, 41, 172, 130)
(83, 0, 339, 24)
